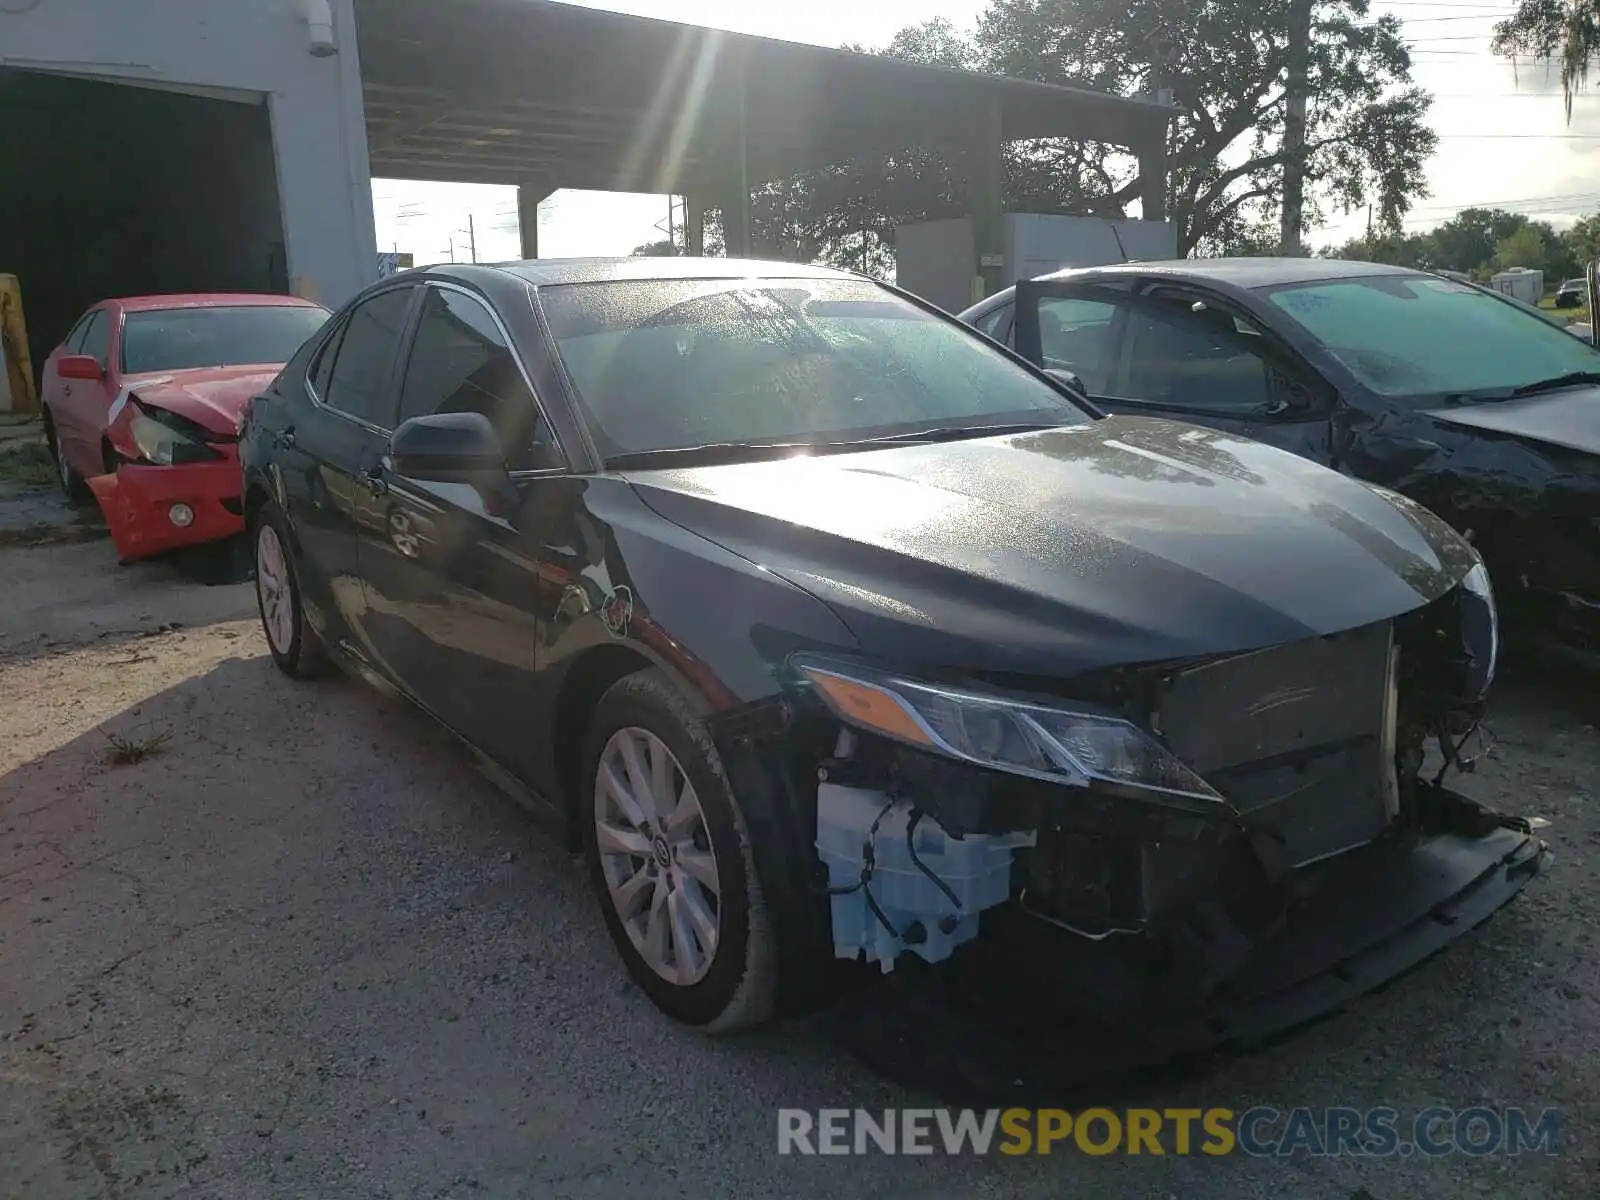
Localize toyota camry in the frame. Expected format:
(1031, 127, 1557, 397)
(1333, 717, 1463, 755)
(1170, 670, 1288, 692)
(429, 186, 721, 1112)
(238, 258, 1543, 1050)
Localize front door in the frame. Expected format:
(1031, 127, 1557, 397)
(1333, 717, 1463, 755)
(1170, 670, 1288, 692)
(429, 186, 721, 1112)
(355, 283, 569, 781)
(52, 307, 115, 474)
(1014, 280, 1339, 466)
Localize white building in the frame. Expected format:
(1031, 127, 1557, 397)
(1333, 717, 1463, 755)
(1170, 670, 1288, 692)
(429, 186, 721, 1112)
(0, 0, 378, 369)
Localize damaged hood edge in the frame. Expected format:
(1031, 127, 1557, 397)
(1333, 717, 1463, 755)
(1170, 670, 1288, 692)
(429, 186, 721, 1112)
(626, 417, 1481, 680)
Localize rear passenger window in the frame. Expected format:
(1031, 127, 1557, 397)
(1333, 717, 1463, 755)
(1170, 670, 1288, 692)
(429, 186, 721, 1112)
(318, 287, 413, 428)
(398, 286, 562, 470)
(1037, 297, 1119, 394)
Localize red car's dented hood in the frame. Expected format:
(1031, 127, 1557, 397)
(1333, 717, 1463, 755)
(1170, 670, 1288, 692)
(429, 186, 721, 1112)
(121, 364, 282, 436)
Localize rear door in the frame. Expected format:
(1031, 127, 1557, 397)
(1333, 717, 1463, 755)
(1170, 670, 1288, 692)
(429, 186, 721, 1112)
(1014, 278, 1338, 465)
(278, 285, 418, 651)
(354, 281, 568, 778)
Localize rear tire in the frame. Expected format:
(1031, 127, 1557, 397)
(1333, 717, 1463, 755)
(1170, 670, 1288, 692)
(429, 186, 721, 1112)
(43, 411, 90, 502)
(250, 498, 328, 679)
(581, 669, 777, 1032)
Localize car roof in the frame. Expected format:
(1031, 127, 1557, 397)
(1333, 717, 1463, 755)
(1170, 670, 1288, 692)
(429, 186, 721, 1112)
(112, 293, 327, 312)
(489, 256, 856, 287)
(1038, 257, 1424, 289)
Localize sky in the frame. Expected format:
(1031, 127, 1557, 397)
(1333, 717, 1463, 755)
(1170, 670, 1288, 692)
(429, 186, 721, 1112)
(370, 0, 1600, 265)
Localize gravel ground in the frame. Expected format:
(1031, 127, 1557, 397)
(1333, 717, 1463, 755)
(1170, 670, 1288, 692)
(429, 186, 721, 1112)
(1, 537, 1596, 1199)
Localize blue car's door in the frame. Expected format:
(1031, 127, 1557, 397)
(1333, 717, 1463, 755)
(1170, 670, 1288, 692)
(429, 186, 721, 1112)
(1013, 278, 1340, 467)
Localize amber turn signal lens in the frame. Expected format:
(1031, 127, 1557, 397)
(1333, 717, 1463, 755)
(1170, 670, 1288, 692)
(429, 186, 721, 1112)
(803, 670, 934, 747)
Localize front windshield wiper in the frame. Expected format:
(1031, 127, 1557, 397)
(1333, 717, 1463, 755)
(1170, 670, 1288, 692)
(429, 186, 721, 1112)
(1510, 371, 1600, 398)
(604, 421, 1073, 470)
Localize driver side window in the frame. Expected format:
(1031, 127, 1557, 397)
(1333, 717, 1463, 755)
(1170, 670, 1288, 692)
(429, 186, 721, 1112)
(1120, 297, 1274, 413)
(1036, 297, 1118, 394)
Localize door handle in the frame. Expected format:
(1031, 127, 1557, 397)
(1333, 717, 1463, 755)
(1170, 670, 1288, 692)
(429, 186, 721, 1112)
(276, 425, 296, 449)
(361, 465, 389, 496)
(63, 384, 73, 397)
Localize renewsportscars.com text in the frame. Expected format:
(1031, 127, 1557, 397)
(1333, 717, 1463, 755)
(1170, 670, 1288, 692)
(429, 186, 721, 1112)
(776, 1106, 1561, 1157)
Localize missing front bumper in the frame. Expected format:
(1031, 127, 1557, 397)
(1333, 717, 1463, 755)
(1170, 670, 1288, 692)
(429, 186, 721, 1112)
(816, 812, 1547, 1102)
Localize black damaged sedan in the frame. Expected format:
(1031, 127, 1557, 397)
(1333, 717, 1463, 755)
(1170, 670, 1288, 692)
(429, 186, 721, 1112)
(240, 258, 1543, 1046)
(962, 258, 1600, 658)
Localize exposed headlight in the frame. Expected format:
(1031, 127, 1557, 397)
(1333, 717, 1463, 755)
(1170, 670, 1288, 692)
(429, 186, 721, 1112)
(796, 661, 1225, 810)
(1459, 559, 1499, 697)
(129, 404, 222, 466)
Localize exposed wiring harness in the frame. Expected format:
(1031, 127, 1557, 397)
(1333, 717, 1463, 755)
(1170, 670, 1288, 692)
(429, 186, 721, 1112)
(1432, 716, 1491, 787)
(821, 801, 962, 943)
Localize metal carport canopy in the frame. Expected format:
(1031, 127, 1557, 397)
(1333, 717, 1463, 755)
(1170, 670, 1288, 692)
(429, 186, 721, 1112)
(355, 0, 1169, 202)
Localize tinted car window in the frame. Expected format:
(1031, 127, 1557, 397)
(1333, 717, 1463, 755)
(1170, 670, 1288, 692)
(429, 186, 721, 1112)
(1038, 297, 1118, 394)
(121, 305, 329, 374)
(541, 277, 1088, 459)
(308, 318, 347, 400)
(1120, 300, 1271, 412)
(971, 303, 1012, 342)
(398, 287, 561, 470)
(78, 310, 110, 367)
(1263, 273, 1600, 398)
(319, 287, 413, 428)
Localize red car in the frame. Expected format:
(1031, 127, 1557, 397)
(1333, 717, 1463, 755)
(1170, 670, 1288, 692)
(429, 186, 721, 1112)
(39, 294, 329, 561)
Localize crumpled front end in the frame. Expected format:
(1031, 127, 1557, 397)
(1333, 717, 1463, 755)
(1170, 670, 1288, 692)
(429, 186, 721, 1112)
(90, 393, 245, 561)
(733, 564, 1545, 1043)
(89, 452, 245, 562)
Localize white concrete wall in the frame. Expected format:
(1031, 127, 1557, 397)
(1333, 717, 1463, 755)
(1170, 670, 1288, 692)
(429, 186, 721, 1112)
(0, 0, 377, 308)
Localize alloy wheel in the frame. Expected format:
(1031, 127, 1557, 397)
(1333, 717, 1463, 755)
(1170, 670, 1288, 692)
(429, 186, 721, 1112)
(594, 727, 722, 986)
(255, 524, 295, 655)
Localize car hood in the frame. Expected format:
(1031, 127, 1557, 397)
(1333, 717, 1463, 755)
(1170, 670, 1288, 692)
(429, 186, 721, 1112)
(124, 365, 282, 435)
(625, 416, 1480, 678)
(1423, 388, 1600, 458)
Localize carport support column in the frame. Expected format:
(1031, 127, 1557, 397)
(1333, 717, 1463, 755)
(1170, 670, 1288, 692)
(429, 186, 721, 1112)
(1137, 135, 1168, 224)
(517, 183, 554, 260)
(968, 96, 1007, 303)
(685, 195, 708, 257)
(720, 49, 754, 258)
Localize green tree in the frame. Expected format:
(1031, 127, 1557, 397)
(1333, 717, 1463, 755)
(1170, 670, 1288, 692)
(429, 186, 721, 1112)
(740, 1, 1436, 271)
(1421, 208, 1530, 275)
(1566, 210, 1600, 264)
(631, 239, 680, 257)
(973, 0, 1436, 253)
(1493, 2, 1599, 118)
(1321, 230, 1433, 266)
(1492, 224, 1549, 272)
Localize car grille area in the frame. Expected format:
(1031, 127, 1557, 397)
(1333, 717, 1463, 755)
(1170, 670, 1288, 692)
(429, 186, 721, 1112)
(1153, 621, 1398, 869)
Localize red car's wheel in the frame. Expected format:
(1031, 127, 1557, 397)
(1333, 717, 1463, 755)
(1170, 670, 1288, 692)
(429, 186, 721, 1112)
(43, 410, 90, 502)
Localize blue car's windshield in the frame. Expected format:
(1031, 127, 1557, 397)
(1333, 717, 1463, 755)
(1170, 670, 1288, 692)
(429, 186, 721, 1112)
(1260, 274, 1600, 400)
(540, 277, 1090, 462)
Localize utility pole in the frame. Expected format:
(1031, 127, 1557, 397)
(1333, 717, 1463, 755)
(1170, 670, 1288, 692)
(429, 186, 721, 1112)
(1280, 0, 1314, 256)
(465, 215, 478, 264)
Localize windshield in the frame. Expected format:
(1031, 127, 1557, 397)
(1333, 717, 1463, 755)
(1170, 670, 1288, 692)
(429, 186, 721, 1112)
(1260, 274, 1600, 399)
(121, 305, 330, 374)
(539, 277, 1088, 461)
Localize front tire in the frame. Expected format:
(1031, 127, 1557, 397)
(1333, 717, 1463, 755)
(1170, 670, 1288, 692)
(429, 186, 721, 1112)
(250, 499, 328, 679)
(581, 670, 777, 1031)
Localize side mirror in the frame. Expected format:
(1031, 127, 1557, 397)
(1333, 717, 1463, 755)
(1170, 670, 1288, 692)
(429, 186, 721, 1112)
(1045, 367, 1087, 395)
(58, 354, 103, 381)
(390, 412, 507, 483)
